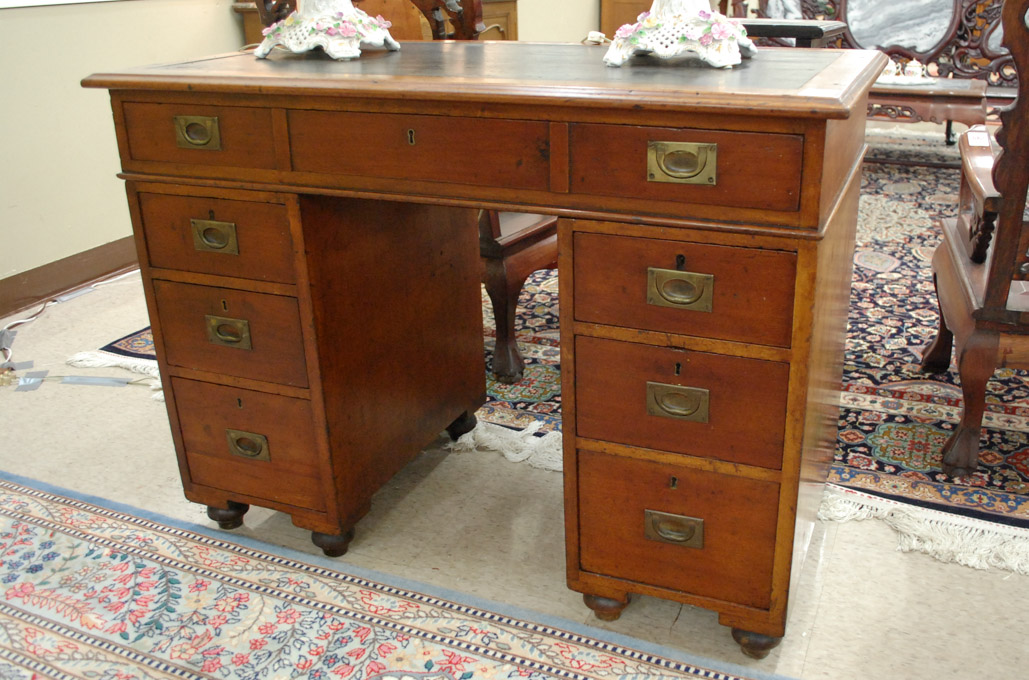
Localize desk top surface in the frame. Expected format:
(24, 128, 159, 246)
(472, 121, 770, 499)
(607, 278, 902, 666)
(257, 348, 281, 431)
(84, 42, 885, 120)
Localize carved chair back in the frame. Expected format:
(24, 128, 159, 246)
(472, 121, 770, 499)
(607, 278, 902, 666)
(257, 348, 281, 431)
(254, 0, 484, 41)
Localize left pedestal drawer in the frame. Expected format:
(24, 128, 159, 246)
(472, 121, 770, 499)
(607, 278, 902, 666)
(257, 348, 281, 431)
(153, 280, 309, 387)
(172, 378, 326, 512)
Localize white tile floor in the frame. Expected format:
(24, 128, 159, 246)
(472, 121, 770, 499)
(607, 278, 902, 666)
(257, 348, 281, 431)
(2, 272, 1028, 679)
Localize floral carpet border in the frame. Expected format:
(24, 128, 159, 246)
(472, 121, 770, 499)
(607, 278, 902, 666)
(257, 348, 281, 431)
(0, 473, 785, 680)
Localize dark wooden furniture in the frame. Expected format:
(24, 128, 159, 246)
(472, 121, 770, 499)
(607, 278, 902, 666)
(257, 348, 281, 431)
(868, 79, 988, 144)
(83, 41, 884, 656)
(920, 0, 1029, 478)
(253, 0, 485, 40)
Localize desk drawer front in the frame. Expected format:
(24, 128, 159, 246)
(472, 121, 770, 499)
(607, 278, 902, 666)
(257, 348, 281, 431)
(139, 193, 295, 283)
(575, 336, 788, 469)
(153, 281, 308, 387)
(577, 450, 778, 609)
(574, 232, 797, 347)
(122, 102, 277, 169)
(289, 111, 550, 190)
(173, 378, 325, 511)
(570, 124, 803, 212)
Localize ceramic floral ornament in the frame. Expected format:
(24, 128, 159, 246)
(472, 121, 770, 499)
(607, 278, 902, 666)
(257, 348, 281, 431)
(604, 0, 757, 68)
(255, 0, 400, 61)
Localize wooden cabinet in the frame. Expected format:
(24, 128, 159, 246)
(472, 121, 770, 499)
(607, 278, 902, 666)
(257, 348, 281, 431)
(85, 41, 883, 657)
(481, 0, 518, 40)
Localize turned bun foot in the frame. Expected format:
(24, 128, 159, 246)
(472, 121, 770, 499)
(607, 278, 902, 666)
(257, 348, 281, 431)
(311, 529, 355, 557)
(206, 501, 250, 530)
(583, 593, 629, 621)
(731, 628, 782, 659)
(445, 411, 477, 440)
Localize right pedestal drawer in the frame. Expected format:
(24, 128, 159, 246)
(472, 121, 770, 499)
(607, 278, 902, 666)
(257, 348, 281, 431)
(575, 336, 789, 469)
(573, 232, 797, 347)
(577, 450, 780, 610)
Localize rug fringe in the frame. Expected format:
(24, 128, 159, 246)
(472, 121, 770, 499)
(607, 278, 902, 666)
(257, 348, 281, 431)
(820, 483, 1029, 575)
(66, 351, 165, 401)
(447, 421, 563, 472)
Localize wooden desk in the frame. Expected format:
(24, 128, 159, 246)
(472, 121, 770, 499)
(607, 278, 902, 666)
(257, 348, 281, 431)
(83, 42, 884, 657)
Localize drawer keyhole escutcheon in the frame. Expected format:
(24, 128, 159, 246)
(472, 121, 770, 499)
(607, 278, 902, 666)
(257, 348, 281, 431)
(644, 509, 704, 548)
(647, 381, 709, 423)
(205, 315, 253, 350)
(407, 129, 416, 146)
(647, 141, 717, 185)
(647, 267, 714, 312)
(226, 429, 270, 462)
(174, 115, 222, 151)
(191, 218, 239, 255)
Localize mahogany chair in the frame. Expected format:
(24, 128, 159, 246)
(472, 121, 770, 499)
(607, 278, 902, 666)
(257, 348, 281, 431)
(253, 0, 558, 384)
(919, 0, 1029, 477)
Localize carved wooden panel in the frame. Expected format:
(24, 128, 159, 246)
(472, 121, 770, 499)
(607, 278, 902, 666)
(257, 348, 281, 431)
(750, 0, 1015, 87)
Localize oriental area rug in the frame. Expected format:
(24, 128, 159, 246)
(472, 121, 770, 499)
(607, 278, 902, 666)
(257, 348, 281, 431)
(70, 128, 1029, 573)
(0, 474, 777, 680)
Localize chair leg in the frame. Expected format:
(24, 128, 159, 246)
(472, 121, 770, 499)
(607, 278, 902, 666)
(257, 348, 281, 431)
(921, 273, 954, 373)
(483, 260, 527, 384)
(942, 332, 997, 477)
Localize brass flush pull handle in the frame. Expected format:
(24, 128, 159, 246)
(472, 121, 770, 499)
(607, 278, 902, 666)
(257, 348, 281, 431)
(205, 315, 252, 350)
(226, 429, 270, 461)
(644, 509, 704, 548)
(191, 219, 239, 254)
(647, 267, 714, 312)
(174, 115, 221, 150)
(647, 141, 717, 184)
(646, 381, 709, 423)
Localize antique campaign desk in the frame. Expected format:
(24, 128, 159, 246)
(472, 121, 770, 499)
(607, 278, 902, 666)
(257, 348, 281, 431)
(84, 42, 884, 657)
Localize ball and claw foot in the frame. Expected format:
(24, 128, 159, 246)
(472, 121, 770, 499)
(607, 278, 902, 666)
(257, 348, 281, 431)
(445, 411, 477, 441)
(207, 501, 250, 530)
(940, 425, 981, 478)
(583, 594, 629, 621)
(311, 529, 356, 557)
(731, 628, 782, 659)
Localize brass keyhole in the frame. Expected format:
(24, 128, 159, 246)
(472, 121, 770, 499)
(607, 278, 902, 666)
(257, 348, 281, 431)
(407, 129, 416, 146)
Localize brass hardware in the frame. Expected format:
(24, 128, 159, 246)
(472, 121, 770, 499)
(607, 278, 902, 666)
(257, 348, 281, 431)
(647, 141, 717, 185)
(225, 429, 270, 462)
(205, 315, 252, 350)
(647, 267, 714, 312)
(644, 509, 704, 548)
(407, 129, 416, 145)
(646, 381, 710, 423)
(191, 219, 239, 254)
(174, 115, 221, 150)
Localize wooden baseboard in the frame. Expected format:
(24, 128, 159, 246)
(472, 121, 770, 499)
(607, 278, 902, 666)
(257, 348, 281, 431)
(0, 237, 139, 319)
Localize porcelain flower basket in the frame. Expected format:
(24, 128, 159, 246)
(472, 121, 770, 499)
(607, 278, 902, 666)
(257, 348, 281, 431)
(255, 0, 401, 60)
(604, 0, 757, 68)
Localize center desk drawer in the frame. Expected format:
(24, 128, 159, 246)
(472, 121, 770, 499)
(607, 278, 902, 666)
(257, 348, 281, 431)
(574, 232, 797, 347)
(576, 336, 788, 469)
(289, 111, 550, 190)
(173, 378, 325, 512)
(139, 193, 295, 284)
(153, 280, 308, 387)
(570, 124, 803, 212)
(578, 450, 779, 610)
(121, 102, 276, 169)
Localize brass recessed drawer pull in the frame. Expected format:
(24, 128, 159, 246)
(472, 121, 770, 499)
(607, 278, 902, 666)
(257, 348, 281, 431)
(225, 429, 270, 461)
(647, 267, 714, 312)
(644, 509, 704, 548)
(205, 315, 252, 350)
(174, 115, 221, 150)
(191, 218, 238, 254)
(647, 141, 717, 185)
(646, 381, 710, 423)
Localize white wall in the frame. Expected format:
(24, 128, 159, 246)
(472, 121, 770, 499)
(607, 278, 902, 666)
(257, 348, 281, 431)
(0, 0, 244, 279)
(0, 0, 600, 280)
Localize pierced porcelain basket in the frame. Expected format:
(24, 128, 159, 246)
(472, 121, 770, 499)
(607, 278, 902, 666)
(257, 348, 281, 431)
(255, 0, 400, 61)
(604, 0, 757, 68)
